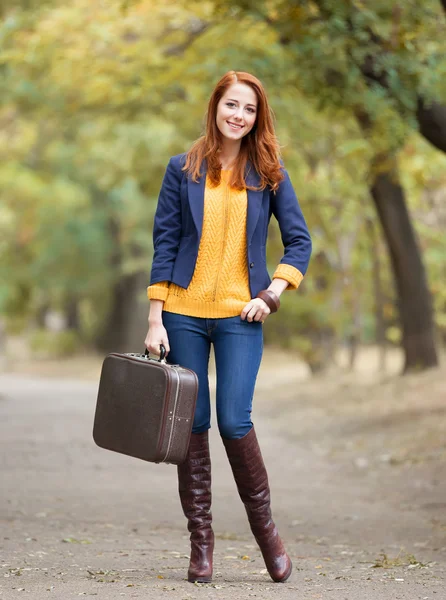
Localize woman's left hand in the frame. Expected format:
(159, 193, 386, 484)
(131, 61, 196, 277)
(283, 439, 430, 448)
(241, 298, 271, 323)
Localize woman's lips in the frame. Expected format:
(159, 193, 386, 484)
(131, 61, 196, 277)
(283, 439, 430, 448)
(227, 121, 244, 130)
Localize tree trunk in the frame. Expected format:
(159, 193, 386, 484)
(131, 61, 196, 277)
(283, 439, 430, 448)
(94, 218, 149, 353)
(348, 285, 361, 371)
(366, 218, 388, 372)
(66, 299, 80, 331)
(94, 270, 148, 353)
(370, 158, 438, 372)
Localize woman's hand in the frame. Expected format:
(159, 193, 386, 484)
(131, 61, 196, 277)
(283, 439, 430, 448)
(144, 321, 170, 357)
(240, 298, 271, 323)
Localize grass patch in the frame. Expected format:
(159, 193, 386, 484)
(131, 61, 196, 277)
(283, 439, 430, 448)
(372, 552, 428, 569)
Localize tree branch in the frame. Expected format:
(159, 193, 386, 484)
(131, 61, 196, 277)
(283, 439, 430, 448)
(355, 29, 446, 154)
(320, 1, 446, 154)
(164, 19, 210, 57)
(416, 98, 446, 153)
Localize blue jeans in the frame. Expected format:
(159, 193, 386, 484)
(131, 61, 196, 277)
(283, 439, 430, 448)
(162, 312, 263, 440)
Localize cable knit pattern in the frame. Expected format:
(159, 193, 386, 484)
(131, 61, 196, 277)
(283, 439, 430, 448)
(222, 427, 292, 583)
(178, 431, 214, 583)
(164, 170, 250, 317)
(146, 170, 305, 317)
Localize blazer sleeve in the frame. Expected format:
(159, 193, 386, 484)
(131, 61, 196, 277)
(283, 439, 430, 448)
(270, 167, 312, 290)
(149, 158, 182, 285)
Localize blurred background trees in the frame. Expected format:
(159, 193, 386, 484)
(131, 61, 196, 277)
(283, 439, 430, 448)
(0, 0, 445, 373)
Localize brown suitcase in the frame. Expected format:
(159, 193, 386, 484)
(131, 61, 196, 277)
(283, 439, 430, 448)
(93, 349, 198, 465)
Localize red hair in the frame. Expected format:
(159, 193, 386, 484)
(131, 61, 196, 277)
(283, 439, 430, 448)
(183, 71, 284, 191)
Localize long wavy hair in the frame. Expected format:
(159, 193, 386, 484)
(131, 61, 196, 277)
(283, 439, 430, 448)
(183, 71, 284, 191)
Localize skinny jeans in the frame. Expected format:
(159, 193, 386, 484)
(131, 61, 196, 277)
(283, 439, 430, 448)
(162, 311, 263, 440)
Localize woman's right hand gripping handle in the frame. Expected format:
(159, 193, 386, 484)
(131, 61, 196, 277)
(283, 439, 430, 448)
(144, 299, 170, 357)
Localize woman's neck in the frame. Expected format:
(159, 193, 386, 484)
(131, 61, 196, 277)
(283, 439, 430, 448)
(219, 139, 241, 170)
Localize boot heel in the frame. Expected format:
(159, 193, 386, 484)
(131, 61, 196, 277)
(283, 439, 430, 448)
(274, 559, 292, 583)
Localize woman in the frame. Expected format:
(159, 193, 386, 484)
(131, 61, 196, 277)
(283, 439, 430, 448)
(144, 71, 311, 584)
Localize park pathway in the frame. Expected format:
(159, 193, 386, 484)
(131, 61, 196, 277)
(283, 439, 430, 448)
(1, 355, 445, 599)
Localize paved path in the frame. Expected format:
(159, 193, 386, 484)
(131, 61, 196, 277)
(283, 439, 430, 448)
(1, 361, 445, 599)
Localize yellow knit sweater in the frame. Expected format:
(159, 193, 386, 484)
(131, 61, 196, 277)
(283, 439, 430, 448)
(147, 170, 303, 318)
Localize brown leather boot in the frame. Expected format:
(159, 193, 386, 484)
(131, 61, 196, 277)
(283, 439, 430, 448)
(178, 431, 214, 583)
(222, 426, 292, 583)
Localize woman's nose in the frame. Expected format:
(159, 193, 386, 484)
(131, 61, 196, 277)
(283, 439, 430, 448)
(233, 108, 243, 121)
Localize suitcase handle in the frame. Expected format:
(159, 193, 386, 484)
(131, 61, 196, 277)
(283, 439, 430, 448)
(144, 344, 167, 363)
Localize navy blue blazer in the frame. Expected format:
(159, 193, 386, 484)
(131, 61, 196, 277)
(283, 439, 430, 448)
(150, 153, 312, 298)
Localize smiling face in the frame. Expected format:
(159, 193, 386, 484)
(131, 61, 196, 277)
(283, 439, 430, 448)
(216, 82, 258, 143)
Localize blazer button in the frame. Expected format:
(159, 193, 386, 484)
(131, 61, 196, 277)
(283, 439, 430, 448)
(250, 262, 254, 268)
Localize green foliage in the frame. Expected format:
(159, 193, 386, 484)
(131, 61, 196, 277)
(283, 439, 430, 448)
(0, 0, 445, 364)
(216, 0, 446, 152)
(29, 328, 80, 357)
(264, 289, 336, 372)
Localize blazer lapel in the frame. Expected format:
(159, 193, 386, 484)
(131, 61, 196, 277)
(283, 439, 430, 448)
(187, 160, 207, 238)
(246, 163, 264, 245)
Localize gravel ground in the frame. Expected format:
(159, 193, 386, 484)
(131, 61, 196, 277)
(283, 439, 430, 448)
(0, 350, 445, 600)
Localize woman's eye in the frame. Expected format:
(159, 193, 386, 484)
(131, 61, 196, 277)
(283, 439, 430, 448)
(247, 108, 256, 114)
(226, 102, 235, 108)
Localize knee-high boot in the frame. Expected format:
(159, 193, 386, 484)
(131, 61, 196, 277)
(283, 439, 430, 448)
(222, 426, 292, 583)
(177, 431, 214, 583)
